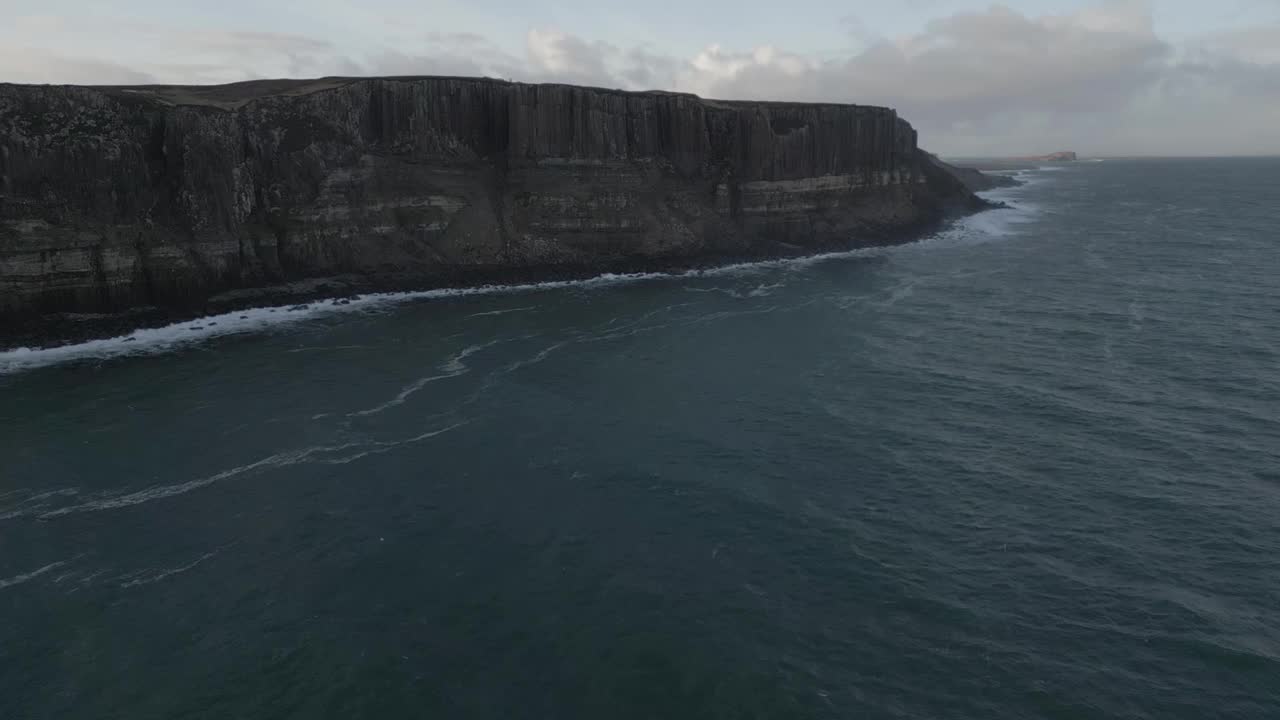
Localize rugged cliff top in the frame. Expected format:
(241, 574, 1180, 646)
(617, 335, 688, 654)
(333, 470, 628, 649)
(1, 75, 896, 115)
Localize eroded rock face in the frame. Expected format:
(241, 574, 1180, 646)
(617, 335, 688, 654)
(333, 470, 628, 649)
(923, 155, 1021, 193)
(0, 76, 978, 318)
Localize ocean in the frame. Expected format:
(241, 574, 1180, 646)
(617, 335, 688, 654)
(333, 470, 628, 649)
(2, 158, 1278, 718)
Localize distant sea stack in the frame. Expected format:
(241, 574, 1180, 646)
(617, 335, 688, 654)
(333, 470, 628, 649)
(0, 76, 987, 325)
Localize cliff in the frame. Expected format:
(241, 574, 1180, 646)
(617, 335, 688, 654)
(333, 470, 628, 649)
(923, 154, 1020, 193)
(0, 76, 983, 328)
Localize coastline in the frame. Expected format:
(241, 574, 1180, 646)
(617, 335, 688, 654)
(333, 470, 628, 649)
(3, 76, 972, 333)
(2, 203, 1003, 354)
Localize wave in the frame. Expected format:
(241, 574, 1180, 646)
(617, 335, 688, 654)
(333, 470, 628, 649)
(500, 341, 569, 374)
(347, 339, 512, 417)
(348, 371, 466, 418)
(440, 339, 508, 374)
(465, 305, 537, 318)
(0, 276, 679, 376)
(33, 421, 469, 519)
(119, 550, 220, 588)
(37, 452, 299, 519)
(0, 561, 67, 591)
(0, 179, 1050, 376)
(683, 281, 784, 299)
(0, 487, 81, 520)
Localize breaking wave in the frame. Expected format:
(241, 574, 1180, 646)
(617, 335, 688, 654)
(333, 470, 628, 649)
(0, 169, 1050, 376)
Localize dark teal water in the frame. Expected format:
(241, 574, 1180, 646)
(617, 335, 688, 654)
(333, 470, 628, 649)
(2, 159, 1279, 719)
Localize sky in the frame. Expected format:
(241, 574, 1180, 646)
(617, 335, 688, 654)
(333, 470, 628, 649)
(3, 0, 1279, 156)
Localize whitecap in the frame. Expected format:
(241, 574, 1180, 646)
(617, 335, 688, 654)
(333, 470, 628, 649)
(0, 276, 674, 375)
(1, 190, 1047, 376)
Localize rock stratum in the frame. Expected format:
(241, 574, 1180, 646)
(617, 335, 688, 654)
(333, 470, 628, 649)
(0, 76, 985, 330)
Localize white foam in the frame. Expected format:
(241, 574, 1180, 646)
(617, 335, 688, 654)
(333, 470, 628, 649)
(348, 371, 464, 418)
(683, 281, 786, 299)
(440, 339, 506, 373)
(0, 561, 67, 591)
(286, 344, 372, 353)
(38, 421, 470, 517)
(500, 341, 569, 374)
(349, 339, 509, 417)
(1, 177, 1052, 377)
(877, 278, 918, 308)
(119, 550, 220, 588)
(0, 276, 673, 375)
(0, 487, 81, 520)
(749, 282, 784, 297)
(465, 305, 537, 318)
(39, 451, 301, 518)
(314, 421, 470, 465)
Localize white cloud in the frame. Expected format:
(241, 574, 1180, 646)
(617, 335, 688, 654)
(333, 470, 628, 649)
(3, 3, 1279, 155)
(0, 48, 156, 85)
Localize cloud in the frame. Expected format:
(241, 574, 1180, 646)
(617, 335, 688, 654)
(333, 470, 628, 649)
(668, 1, 1280, 155)
(0, 16, 355, 84)
(521, 30, 682, 89)
(3, 3, 1279, 155)
(687, 4, 1170, 121)
(525, 29, 614, 84)
(0, 48, 156, 85)
(618, 47, 681, 90)
(357, 32, 521, 79)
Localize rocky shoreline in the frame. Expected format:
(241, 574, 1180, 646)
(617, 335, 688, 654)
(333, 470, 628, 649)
(1, 200, 1002, 351)
(3, 76, 995, 348)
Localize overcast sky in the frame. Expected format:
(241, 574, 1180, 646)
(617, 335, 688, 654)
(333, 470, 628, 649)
(3, 0, 1278, 156)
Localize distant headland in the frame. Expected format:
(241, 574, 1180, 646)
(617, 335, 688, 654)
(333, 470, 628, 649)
(1018, 151, 1077, 162)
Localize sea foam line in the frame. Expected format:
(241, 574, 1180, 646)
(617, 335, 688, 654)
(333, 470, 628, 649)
(0, 561, 68, 591)
(0, 275, 675, 375)
(0, 178, 1048, 376)
(119, 550, 221, 588)
(33, 421, 469, 519)
(466, 305, 537, 318)
(347, 338, 513, 417)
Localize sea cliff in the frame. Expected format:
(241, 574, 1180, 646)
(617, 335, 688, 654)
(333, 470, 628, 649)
(0, 76, 984, 335)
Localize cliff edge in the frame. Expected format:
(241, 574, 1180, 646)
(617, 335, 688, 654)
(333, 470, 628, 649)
(922, 153, 1020, 193)
(0, 76, 985, 331)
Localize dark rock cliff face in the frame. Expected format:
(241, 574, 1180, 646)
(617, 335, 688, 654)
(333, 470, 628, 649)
(923, 154, 1020, 193)
(0, 76, 981, 323)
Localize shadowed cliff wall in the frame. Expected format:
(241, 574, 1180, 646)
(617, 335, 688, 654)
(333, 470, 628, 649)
(0, 76, 974, 318)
